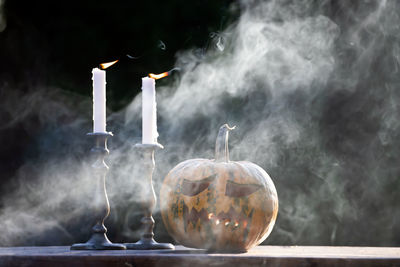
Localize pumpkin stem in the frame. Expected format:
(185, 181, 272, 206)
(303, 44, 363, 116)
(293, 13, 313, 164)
(215, 124, 236, 162)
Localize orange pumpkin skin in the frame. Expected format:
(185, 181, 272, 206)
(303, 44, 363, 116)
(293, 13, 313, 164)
(160, 125, 278, 252)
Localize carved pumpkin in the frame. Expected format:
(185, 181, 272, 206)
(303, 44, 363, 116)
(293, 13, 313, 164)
(160, 124, 278, 252)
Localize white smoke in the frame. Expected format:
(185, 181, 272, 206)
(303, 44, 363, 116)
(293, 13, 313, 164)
(1, 0, 400, 247)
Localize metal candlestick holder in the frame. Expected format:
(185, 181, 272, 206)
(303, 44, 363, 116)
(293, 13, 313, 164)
(71, 132, 126, 250)
(125, 143, 174, 250)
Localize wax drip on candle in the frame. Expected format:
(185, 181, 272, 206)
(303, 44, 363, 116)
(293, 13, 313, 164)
(92, 59, 120, 133)
(142, 77, 158, 144)
(92, 68, 106, 133)
(142, 69, 179, 144)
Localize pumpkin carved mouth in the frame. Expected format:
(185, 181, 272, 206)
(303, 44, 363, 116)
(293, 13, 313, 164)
(182, 202, 253, 233)
(180, 174, 260, 235)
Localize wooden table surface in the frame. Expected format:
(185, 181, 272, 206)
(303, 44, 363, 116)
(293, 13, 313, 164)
(0, 245, 399, 267)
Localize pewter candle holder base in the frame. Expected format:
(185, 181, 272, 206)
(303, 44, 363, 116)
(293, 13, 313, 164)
(71, 132, 126, 250)
(125, 143, 174, 250)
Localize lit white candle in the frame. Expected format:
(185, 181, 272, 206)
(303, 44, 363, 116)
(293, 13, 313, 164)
(92, 68, 107, 133)
(142, 77, 158, 144)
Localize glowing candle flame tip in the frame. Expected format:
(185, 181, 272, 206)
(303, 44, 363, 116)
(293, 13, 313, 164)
(99, 59, 119, 70)
(148, 71, 169, 80)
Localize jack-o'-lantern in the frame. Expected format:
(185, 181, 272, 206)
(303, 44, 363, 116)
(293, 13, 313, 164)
(160, 124, 278, 252)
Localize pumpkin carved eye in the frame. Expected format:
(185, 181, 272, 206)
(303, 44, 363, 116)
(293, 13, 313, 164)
(181, 174, 217, 196)
(225, 180, 262, 198)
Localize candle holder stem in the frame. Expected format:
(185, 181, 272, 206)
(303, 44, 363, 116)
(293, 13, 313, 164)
(125, 143, 174, 250)
(71, 132, 126, 250)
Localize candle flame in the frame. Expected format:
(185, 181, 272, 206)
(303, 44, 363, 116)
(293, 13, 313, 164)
(148, 72, 169, 80)
(100, 60, 119, 70)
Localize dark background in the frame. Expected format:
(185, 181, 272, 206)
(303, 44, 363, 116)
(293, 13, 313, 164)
(0, 0, 237, 110)
(0, 0, 399, 247)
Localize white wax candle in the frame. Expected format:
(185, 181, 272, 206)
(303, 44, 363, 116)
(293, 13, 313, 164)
(142, 77, 158, 144)
(92, 68, 107, 133)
